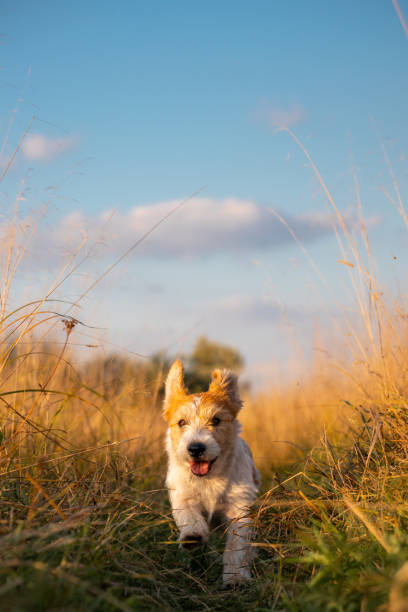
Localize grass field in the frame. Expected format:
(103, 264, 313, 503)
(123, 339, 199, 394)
(2, 135, 408, 611)
(2, 320, 408, 611)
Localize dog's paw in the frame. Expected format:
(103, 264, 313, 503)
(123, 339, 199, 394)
(179, 533, 204, 549)
(222, 578, 249, 590)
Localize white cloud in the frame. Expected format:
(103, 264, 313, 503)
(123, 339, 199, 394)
(255, 102, 305, 129)
(267, 105, 305, 128)
(21, 133, 78, 161)
(47, 197, 345, 259)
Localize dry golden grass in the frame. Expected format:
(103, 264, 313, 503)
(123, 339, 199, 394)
(241, 313, 408, 470)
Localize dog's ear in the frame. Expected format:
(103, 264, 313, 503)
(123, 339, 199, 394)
(163, 359, 188, 421)
(209, 369, 242, 416)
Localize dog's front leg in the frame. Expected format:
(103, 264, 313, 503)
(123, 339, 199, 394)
(223, 512, 253, 585)
(169, 489, 209, 548)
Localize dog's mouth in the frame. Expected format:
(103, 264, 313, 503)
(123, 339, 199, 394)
(190, 458, 217, 477)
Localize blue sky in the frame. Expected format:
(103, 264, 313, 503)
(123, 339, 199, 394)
(1, 1, 408, 386)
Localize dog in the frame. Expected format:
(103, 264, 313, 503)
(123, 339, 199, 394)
(163, 359, 260, 585)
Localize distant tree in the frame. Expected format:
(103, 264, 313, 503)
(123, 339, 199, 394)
(184, 336, 244, 393)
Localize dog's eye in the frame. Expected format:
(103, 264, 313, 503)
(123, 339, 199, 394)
(210, 417, 221, 426)
(178, 419, 186, 428)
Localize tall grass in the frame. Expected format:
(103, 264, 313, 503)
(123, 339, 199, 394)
(1, 130, 408, 610)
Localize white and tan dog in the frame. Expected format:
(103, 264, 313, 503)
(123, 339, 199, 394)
(163, 359, 260, 585)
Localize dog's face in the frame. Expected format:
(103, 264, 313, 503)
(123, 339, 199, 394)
(163, 360, 242, 477)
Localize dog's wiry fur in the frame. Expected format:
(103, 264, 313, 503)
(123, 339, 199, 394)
(163, 359, 260, 585)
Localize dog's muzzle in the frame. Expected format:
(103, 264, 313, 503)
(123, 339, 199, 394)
(187, 443, 217, 477)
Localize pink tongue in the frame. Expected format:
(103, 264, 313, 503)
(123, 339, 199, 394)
(190, 460, 210, 476)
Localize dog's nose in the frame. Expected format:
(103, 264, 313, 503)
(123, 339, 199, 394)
(187, 442, 206, 458)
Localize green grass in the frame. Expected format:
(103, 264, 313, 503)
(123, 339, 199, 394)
(2, 405, 408, 612)
(0, 457, 273, 611)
